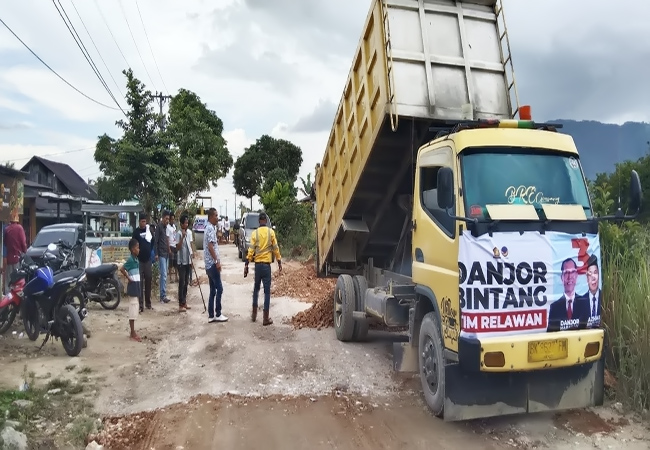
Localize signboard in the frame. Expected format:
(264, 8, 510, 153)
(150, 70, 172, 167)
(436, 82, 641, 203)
(0, 174, 23, 223)
(85, 245, 102, 268)
(193, 215, 208, 233)
(100, 238, 131, 263)
(458, 231, 602, 339)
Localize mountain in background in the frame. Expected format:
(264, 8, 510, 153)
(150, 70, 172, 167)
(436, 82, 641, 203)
(551, 119, 650, 180)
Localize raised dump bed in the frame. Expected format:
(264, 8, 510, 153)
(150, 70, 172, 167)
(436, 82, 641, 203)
(315, 0, 518, 274)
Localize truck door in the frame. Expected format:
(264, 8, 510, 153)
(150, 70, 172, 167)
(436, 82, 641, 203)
(412, 145, 461, 352)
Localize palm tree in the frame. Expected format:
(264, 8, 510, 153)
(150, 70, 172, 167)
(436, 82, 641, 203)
(2, 161, 16, 170)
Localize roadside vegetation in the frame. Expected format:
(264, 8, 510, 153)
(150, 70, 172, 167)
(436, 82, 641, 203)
(591, 151, 650, 413)
(0, 366, 100, 448)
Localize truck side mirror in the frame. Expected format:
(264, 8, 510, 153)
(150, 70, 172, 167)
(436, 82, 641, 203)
(437, 167, 454, 210)
(629, 169, 642, 214)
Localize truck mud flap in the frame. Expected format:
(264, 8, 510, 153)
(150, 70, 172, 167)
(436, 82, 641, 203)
(443, 357, 604, 422)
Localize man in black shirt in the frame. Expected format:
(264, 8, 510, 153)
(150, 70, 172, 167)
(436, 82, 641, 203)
(132, 214, 154, 311)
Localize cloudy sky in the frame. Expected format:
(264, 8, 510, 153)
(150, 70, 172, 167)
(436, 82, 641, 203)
(1, 0, 649, 215)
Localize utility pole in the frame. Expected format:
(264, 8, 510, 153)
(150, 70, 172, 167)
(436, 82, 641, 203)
(152, 91, 172, 130)
(225, 199, 228, 218)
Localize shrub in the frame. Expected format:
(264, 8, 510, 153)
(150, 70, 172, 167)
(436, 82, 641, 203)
(600, 221, 650, 411)
(260, 181, 315, 258)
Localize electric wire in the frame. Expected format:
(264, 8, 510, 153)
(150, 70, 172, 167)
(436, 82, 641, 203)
(93, 0, 131, 70)
(5, 147, 96, 163)
(51, 0, 126, 115)
(0, 17, 120, 110)
(134, 0, 169, 94)
(69, 0, 125, 99)
(117, 0, 158, 90)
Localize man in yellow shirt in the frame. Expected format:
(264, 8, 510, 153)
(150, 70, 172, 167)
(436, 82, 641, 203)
(244, 212, 282, 325)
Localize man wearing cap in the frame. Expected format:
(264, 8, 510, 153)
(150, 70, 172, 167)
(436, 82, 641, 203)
(244, 212, 282, 325)
(2, 214, 26, 293)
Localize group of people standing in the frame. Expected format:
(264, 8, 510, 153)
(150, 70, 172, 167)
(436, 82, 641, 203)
(122, 206, 283, 341)
(131, 211, 196, 313)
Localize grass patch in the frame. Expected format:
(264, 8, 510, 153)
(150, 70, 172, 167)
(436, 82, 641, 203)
(601, 222, 650, 412)
(0, 368, 98, 448)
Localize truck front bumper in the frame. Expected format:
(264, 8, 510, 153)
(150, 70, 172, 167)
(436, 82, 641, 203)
(445, 329, 605, 421)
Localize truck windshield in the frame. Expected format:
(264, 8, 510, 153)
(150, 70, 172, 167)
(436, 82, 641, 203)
(460, 148, 592, 217)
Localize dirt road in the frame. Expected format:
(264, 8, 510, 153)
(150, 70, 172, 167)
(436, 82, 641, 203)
(1, 244, 648, 449)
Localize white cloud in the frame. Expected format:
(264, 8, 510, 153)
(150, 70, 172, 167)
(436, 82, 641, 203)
(0, 96, 30, 114)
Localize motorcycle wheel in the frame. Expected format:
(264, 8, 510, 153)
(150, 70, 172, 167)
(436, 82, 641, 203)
(0, 304, 17, 334)
(98, 278, 121, 310)
(59, 304, 84, 357)
(66, 289, 86, 314)
(21, 302, 40, 341)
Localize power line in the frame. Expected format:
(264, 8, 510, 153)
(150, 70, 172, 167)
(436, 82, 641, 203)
(93, 0, 131, 69)
(69, 0, 124, 99)
(5, 147, 95, 163)
(117, 0, 157, 90)
(51, 0, 125, 115)
(0, 17, 120, 110)
(134, 0, 169, 95)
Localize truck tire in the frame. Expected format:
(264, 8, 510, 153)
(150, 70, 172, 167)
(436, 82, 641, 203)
(418, 311, 445, 417)
(334, 274, 355, 342)
(352, 275, 369, 342)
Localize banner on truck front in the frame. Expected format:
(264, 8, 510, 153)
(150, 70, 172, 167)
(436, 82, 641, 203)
(458, 230, 602, 339)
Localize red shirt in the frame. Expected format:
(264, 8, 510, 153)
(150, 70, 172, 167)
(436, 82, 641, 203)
(4, 223, 27, 264)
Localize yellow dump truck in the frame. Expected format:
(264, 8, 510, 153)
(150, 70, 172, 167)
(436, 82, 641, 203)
(313, 0, 642, 421)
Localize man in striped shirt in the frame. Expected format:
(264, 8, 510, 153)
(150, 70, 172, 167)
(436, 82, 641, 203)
(205, 207, 227, 323)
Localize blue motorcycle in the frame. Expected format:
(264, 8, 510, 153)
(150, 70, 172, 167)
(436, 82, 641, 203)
(19, 243, 86, 357)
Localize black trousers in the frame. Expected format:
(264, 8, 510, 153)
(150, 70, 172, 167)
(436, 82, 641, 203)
(178, 264, 190, 305)
(139, 260, 153, 308)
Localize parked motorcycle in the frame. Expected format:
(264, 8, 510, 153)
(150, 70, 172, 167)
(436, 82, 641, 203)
(20, 243, 86, 357)
(50, 240, 121, 311)
(0, 271, 26, 334)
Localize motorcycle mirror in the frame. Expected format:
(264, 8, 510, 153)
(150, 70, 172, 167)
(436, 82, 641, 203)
(47, 243, 57, 252)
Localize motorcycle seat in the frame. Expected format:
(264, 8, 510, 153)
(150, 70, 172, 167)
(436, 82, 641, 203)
(85, 264, 117, 277)
(53, 268, 85, 286)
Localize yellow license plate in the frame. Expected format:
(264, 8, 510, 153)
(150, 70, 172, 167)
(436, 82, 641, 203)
(528, 338, 568, 363)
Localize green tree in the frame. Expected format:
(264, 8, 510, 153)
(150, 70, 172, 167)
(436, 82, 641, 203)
(232, 150, 262, 203)
(233, 135, 303, 201)
(299, 173, 313, 197)
(165, 89, 233, 208)
(2, 161, 15, 170)
(260, 181, 294, 220)
(94, 69, 171, 215)
(262, 167, 295, 197)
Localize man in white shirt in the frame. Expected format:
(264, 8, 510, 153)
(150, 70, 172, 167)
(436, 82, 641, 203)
(582, 255, 601, 327)
(223, 216, 230, 243)
(167, 213, 178, 283)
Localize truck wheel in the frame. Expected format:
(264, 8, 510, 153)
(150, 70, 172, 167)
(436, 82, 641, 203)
(352, 275, 369, 341)
(418, 311, 445, 417)
(334, 274, 355, 342)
